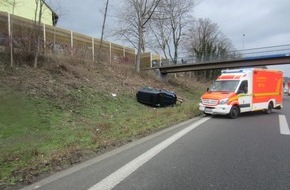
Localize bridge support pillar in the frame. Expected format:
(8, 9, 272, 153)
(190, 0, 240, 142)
(154, 69, 168, 80)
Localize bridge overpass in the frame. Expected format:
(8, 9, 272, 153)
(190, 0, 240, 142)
(146, 44, 290, 74)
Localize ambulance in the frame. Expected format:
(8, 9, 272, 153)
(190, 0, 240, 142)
(199, 68, 283, 118)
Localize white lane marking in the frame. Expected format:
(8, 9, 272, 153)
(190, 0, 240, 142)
(279, 115, 290, 135)
(88, 117, 210, 190)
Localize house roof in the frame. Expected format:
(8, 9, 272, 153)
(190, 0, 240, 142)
(43, 0, 59, 26)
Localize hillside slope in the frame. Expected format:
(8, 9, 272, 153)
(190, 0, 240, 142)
(0, 57, 206, 189)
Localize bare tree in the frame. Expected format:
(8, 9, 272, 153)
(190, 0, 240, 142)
(185, 18, 234, 80)
(114, 0, 161, 72)
(148, 0, 195, 64)
(34, 0, 63, 67)
(186, 18, 233, 61)
(33, 0, 45, 68)
(147, 12, 171, 60)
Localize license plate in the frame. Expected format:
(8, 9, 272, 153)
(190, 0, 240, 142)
(205, 108, 213, 114)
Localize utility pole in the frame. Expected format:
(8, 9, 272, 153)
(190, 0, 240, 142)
(98, 0, 110, 64)
(242, 33, 245, 56)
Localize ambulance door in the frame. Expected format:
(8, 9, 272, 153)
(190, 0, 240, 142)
(237, 80, 252, 112)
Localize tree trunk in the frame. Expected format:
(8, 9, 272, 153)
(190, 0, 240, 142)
(34, 0, 44, 68)
(136, 24, 142, 73)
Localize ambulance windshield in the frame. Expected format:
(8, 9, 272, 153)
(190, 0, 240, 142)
(209, 80, 239, 92)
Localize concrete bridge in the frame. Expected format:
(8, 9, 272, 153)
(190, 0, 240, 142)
(147, 44, 290, 74)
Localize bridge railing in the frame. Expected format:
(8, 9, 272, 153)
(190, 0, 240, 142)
(153, 44, 290, 68)
(236, 44, 290, 59)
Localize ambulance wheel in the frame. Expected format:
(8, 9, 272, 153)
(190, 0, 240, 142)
(229, 105, 240, 119)
(265, 102, 273, 114)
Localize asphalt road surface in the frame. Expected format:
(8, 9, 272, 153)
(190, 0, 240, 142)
(22, 95, 290, 190)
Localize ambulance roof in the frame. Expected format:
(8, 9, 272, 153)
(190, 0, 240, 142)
(218, 68, 252, 80)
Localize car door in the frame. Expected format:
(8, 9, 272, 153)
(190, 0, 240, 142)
(238, 80, 252, 112)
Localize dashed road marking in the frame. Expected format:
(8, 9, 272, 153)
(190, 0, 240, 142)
(279, 115, 290, 135)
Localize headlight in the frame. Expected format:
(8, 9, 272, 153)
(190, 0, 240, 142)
(219, 98, 229, 105)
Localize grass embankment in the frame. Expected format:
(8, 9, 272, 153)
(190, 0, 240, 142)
(0, 57, 207, 189)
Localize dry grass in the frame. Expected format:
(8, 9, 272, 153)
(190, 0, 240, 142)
(0, 56, 208, 189)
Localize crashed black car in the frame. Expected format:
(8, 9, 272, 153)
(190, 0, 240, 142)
(136, 87, 177, 107)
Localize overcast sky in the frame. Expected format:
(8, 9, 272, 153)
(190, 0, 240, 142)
(48, 0, 290, 77)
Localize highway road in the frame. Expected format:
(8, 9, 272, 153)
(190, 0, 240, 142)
(22, 95, 290, 190)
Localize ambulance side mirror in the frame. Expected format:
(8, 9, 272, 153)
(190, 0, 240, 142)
(206, 87, 209, 92)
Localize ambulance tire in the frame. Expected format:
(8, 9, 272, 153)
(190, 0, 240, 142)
(265, 102, 273, 114)
(229, 105, 240, 119)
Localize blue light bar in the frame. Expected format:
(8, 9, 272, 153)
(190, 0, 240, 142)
(221, 68, 254, 74)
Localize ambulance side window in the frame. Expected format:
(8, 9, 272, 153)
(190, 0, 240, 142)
(238, 80, 248, 94)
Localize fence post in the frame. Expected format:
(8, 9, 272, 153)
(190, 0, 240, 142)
(92, 37, 94, 61)
(123, 46, 125, 57)
(8, 13, 11, 39)
(7, 13, 13, 67)
(53, 26, 55, 48)
(109, 42, 112, 64)
(150, 52, 152, 67)
(70, 31, 73, 56)
(43, 23, 46, 55)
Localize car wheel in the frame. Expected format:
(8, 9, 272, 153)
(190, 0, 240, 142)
(229, 105, 240, 119)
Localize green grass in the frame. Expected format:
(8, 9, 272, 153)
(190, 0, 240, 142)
(0, 81, 204, 188)
(0, 88, 67, 184)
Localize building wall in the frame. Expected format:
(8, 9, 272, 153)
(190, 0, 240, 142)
(0, 0, 54, 26)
